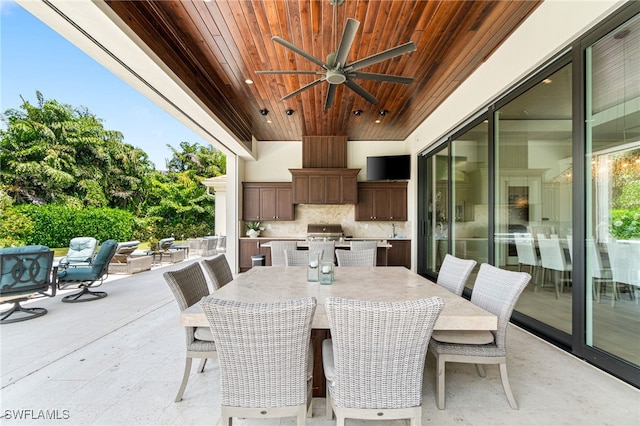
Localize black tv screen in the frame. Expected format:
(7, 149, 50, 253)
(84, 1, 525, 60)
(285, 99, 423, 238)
(366, 155, 410, 181)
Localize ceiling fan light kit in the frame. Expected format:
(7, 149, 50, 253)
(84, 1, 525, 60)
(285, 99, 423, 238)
(256, 14, 416, 111)
(353, 109, 363, 116)
(259, 109, 269, 116)
(285, 109, 295, 115)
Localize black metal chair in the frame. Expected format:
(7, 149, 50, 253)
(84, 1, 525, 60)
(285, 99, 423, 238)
(57, 239, 117, 303)
(0, 245, 57, 324)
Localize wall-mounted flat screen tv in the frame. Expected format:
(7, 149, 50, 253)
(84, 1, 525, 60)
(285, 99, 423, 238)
(366, 155, 410, 181)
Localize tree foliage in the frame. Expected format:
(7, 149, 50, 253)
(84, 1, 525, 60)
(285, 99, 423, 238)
(0, 92, 226, 246)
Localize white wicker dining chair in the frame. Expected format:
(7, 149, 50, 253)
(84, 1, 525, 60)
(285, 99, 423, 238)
(437, 254, 477, 295)
(323, 296, 444, 426)
(270, 241, 299, 266)
(200, 254, 233, 290)
(308, 240, 335, 263)
(428, 263, 531, 410)
(335, 248, 376, 267)
(349, 240, 378, 264)
(162, 263, 216, 402)
(284, 249, 324, 267)
(201, 296, 317, 426)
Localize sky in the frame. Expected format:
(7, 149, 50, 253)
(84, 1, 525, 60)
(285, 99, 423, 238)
(0, 0, 211, 170)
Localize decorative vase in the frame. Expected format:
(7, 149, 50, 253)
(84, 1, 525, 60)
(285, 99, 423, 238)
(246, 229, 260, 238)
(307, 253, 319, 282)
(319, 261, 334, 285)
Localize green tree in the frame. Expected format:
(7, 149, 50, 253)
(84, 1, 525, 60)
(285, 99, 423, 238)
(0, 91, 153, 209)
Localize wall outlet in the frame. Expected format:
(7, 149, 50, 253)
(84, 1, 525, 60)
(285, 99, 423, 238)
(364, 224, 368, 229)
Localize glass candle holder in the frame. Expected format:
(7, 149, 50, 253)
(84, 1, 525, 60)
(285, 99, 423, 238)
(319, 261, 334, 285)
(307, 254, 319, 282)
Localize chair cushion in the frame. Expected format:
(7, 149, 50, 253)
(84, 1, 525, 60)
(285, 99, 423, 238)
(57, 268, 99, 282)
(431, 330, 495, 345)
(322, 339, 335, 381)
(194, 326, 214, 341)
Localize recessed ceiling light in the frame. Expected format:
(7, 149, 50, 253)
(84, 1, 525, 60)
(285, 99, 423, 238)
(375, 119, 381, 124)
(266, 119, 272, 123)
(245, 79, 254, 84)
(543, 78, 552, 84)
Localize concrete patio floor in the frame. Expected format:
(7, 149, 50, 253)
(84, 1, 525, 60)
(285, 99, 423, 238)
(1, 257, 638, 425)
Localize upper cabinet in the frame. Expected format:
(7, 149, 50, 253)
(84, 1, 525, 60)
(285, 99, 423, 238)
(355, 182, 408, 221)
(290, 169, 359, 204)
(243, 182, 294, 221)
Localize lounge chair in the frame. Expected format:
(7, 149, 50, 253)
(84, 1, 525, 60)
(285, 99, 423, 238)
(108, 241, 152, 274)
(0, 245, 57, 324)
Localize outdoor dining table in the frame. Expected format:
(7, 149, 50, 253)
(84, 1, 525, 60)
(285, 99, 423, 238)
(180, 266, 497, 396)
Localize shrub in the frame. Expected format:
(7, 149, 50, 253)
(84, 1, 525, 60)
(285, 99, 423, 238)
(610, 209, 640, 240)
(16, 205, 138, 247)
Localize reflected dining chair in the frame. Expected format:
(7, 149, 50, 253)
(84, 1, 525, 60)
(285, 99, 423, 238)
(163, 263, 216, 402)
(428, 263, 531, 410)
(270, 241, 299, 267)
(349, 240, 378, 264)
(200, 254, 233, 291)
(201, 296, 316, 426)
(335, 248, 376, 267)
(537, 234, 571, 299)
(607, 240, 640, 307)
(587, 239, 612, 302)
(436, 254, 477, 296)
(513, 233, 541, 286)
(323, 297, 444, 425)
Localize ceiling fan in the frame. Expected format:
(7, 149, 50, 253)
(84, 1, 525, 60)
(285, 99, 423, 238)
(256, 18, 416, 110)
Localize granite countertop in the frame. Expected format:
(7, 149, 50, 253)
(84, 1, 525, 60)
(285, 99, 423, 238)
(240, 236, 410, 241)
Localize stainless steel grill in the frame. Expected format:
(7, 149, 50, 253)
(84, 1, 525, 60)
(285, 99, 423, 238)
(306, 224, 344, 241)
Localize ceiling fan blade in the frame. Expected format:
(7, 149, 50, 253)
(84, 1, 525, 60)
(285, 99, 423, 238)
(324, 84, 338, 111)
(349, 71, 414, 84)
(256, 70, 324, 75)
(272, 36, 327, 69)
(345, 41, 417, 72)
(281, 77, 326, 101)
(334, 18, 359, 68)
(344, 80, 378, 104)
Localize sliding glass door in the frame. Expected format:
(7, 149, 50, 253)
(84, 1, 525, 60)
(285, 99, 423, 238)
(585, 14, 640, 367)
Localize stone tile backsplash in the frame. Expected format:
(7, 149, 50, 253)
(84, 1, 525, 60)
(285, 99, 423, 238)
(245, 204, 410, 239)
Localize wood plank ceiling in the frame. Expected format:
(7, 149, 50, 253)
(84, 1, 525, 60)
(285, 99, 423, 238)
(105, 0, 541, 147)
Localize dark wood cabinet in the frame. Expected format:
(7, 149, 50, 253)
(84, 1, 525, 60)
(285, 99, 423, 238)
(387, 239, 411, 269)
(289, 169, 360, 204)
(239, 238, 274, 272)
(355, 182, 408, 221)
(243, 183, 294, 221)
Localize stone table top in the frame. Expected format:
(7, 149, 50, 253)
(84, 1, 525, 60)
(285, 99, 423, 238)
(181, 266, 497, 331)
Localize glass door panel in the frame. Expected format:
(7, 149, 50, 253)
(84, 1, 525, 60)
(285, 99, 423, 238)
(586, 15, 640, 366)
(495, 65, 573, 334)
(451, 121, 489, 288)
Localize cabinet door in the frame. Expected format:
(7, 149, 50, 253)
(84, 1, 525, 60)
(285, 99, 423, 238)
(389, 186, 408, 221)
(275, 187, 294, 220)
(260, 187, 277, 220)
(243, 187, 261, 220)
(239, 239, 261, 271)
(325, 175, 341, 204)
(355, 187, 375, 220)
(373, 188, 391, 220)
(309, 175, 326, 204)
(387, 240, 411, 268)
(341, 174, 358, 204)
(292, 175, 309, 204)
